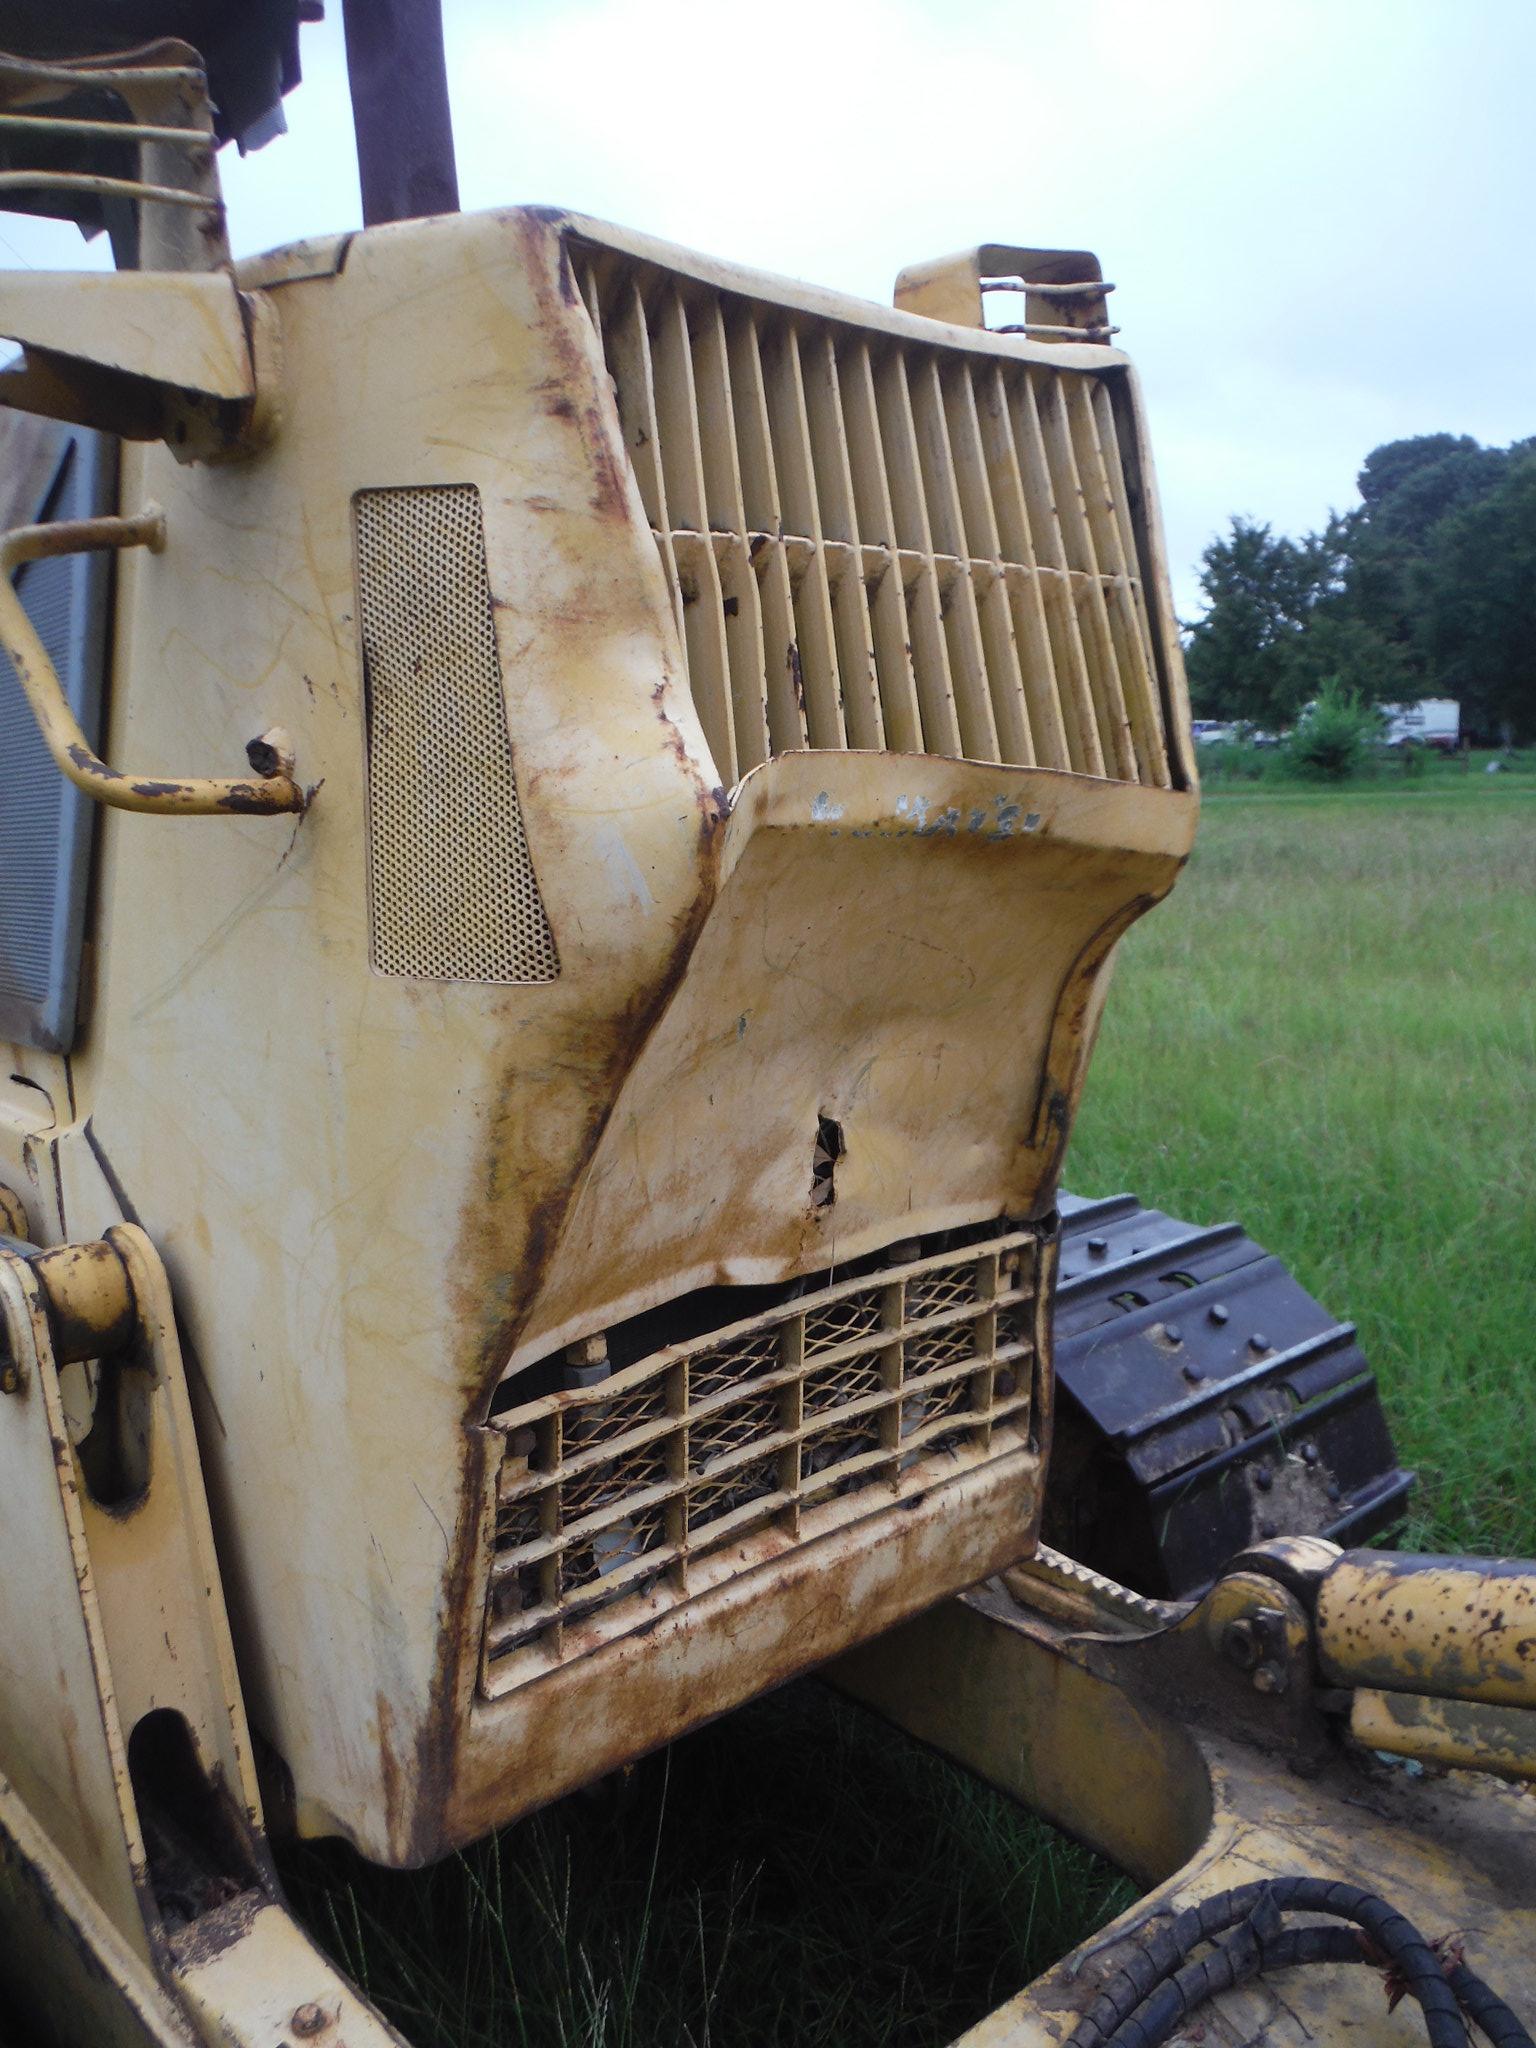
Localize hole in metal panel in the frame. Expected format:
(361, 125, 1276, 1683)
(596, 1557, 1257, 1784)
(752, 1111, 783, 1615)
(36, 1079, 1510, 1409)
(127, 1709, 259, 1931)
(810, 1113, 844, 1210)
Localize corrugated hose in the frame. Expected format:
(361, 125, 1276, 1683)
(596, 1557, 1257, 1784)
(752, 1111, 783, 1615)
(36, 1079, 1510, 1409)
(1064, 1876, 1533, 2048)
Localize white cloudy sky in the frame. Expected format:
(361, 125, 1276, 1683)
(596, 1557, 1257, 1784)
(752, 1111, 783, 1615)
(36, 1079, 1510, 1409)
(6, 0, 1534, 615)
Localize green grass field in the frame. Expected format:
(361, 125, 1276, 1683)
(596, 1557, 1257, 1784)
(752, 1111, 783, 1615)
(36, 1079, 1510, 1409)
(284, 770, 1536, 2046)
(1072, 768, 1536, 1557)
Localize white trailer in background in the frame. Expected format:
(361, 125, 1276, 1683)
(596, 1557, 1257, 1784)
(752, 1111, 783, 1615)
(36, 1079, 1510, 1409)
(1382, 698, 1461, 749)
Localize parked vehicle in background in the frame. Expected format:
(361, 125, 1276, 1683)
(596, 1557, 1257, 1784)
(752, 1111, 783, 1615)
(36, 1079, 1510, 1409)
(1381, 698, 1461, 750)
(1191, 718, 1235, 744)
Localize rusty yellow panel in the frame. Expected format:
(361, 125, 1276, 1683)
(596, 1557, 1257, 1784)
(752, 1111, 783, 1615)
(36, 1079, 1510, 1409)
(517, 755, 1191, 1363)
(0, 271, 254, 400)
(1, 203, 1196, 1864)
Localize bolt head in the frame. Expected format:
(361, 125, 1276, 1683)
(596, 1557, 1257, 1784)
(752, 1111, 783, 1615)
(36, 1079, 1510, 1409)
(1208, 1302, 1230, 1325)
(0, 1361, 19, 1396)
(1254, 1462, 1273, 1491)
(1087, 1236, 1108, 1256)
(1301, 1440, 1320, 1465)
(1248, 1333, 1269, 1353)
(1164, 1323, 1181, 1345)
(290, 2006, 330, 2039)
(1221, 1617, 1262, 1671)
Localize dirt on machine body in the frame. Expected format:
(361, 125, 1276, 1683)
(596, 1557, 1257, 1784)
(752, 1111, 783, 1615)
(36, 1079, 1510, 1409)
(0, 13, 1529, 2048)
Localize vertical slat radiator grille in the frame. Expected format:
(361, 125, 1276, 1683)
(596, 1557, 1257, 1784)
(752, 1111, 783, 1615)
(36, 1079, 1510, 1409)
(572, 243, 1172, 790)
(482, 1225, 1043, 1694)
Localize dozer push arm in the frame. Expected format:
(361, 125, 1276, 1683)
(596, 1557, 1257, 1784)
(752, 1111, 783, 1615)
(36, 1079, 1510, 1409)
(831, 1537, 1536, 2046)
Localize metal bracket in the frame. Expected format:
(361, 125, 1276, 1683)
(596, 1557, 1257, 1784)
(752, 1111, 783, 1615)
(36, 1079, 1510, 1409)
(894, 243, 1117, 341)
(0, 1226, 400, 2045)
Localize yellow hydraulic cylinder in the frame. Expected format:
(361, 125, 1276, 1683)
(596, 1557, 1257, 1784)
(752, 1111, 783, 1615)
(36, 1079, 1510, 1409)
(1318, 1551, 1536, 1710)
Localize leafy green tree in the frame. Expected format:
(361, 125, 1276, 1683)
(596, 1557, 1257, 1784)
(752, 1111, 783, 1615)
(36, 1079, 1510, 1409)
(1357, 435, 1507, 542)
(1290, 609, 1411, 706)
(1420, 452, 1536, 741)
(1186, 432, 1535, 733)
(1351, 435, 1514, 671)
(1184, 518, 1329, 726)
(1283, 683, 1382, 781)
(1183, 514, 1390, 725)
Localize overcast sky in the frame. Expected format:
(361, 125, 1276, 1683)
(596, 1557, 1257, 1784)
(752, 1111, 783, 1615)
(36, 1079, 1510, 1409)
(6, 0, 1534, 616)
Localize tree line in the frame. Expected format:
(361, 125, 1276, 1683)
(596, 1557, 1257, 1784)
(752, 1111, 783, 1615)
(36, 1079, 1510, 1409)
(1183, 432, 1536, 743)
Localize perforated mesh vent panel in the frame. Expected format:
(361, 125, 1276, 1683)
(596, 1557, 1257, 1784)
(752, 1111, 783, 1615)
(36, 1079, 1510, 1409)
(354, 485, 558, 983)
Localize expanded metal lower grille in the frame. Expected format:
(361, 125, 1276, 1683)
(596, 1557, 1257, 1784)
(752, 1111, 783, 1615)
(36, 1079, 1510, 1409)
(354, 484, 558, 983)
(572, 240, 1171, 790)
(482, 1226, 1042, 1693)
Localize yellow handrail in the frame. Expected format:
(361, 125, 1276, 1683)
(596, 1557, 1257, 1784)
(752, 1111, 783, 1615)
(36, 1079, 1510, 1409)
(0, 507, 305, 816)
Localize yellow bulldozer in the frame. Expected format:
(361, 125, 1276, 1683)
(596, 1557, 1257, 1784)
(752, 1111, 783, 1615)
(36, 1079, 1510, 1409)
(0, 7, 1530, 2045)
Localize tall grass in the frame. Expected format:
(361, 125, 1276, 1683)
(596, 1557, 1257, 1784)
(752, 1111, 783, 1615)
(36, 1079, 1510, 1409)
(1071, 777, 1536, 1554)
(281, 1685, 1134, 2048)
(285, 775, 1536, 2041)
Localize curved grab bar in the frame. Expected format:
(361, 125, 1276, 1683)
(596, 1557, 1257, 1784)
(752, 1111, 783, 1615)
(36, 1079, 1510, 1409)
(0, 506, 305, 816)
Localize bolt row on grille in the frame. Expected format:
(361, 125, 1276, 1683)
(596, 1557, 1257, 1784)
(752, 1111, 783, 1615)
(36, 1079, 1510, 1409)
(483, 1230, 1041, 1690)
(572, 243, 1171, 791)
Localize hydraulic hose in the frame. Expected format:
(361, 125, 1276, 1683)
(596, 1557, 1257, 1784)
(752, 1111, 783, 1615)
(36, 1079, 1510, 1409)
(1065, 1876, 1532, 2048)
